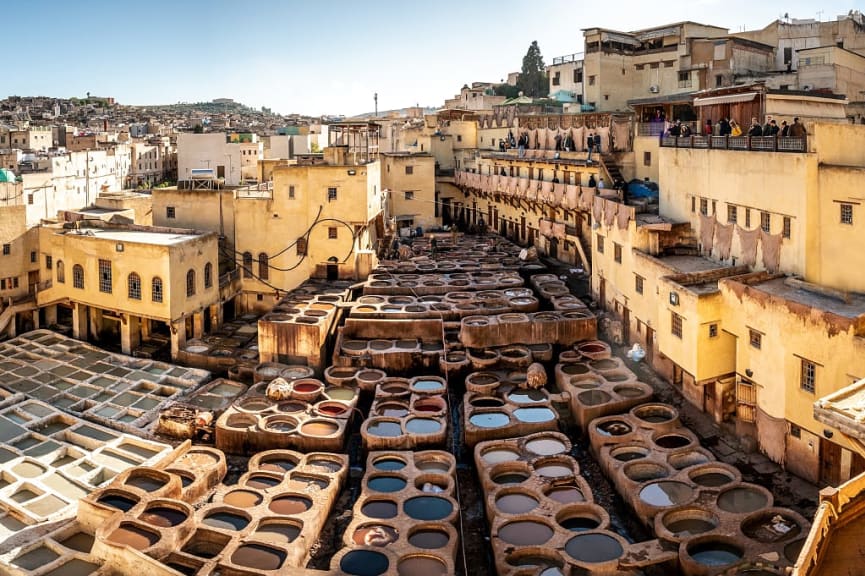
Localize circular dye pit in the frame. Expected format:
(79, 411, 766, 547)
(107, 523, 159, 550)
(493, 471, 530, 485)
(614, 385, 647, 398)
(409, 528, 449, 549)
(368, 476, 407, 493)
(203, 511, 249, 531)
(691, 470, 735, 488)
(561, 364, 591, 375)
(624, 462, 670, 482)
(577, 390, 612, 406)
(560, 516, 601, 532)
(405, 418, 442, 435)
(245, 475, 281, 490)
(325, 387, 357, 401)
(595, 420, 632, 436)
(469, 412, 509, 428)
(268, 495, 312, 515)
(717, 487, 769, 514)
(526, 437, 567, 456)
(661, 508, 719, 537)
(367, 420, 403, 437)
(741, 511, 802, 543)
(481, 448, 521, 464)
(398, 556, 447, 576)
(377, 404, 409, 418)
(231, 544, 286, 571)
(412, 379, 445, 393)
(415, 460, 450, 474)
(275, 402, 305, 414)
(495, 493, 539, 514)
(611, 445, 649, 462)
(565, 533, 624, 563)
(264, 417, 297, 433)
(653, 434, 692, 449)
(255, 521, 301, 544)
(340, 550, 389, 576)
(513, 407, 555, 423)
(687, 541, 744, 567)
(535, 463, 573, 478)
(352, 524, 398, 546)
(404, 496, 452, 521)
(589, 359, 618, 371)
(316, 402, 350, 417)
(414, 398, 445, 413)
(372, 457, 406, 471)
(258, 457, 298, 474)
(125, 474, 168, 492)
(300, 421, 339, 437)
(139, 506, 187, 527)
(223, 490, 263, 508)
(632, 404, 677, 424)
(507, 389, 547, 404)
(308, 458, 342, 473)
(498, 521, 554, 546)
(639, 481, 695, 507)
(98, 493, 139, 512)
(361, 500, 398, 519)
(469, 397, 504, 408)
(668, 450, 711, 470)
(546, 486, 585, 504)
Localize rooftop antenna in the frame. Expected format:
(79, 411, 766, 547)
(374, 92, 378, 118)
(816, 9, 824, 21)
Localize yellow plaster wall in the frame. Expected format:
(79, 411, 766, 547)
(382, 155, 437, 229)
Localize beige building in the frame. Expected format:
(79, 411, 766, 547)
(381, 152, 437, 231)
(176, 133, 262, 187)
(443, 83, 506, 111)
(8, 126, 53, 151)
(547, 52, 585, 105)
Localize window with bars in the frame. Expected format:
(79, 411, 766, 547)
(327, 187, 337, 201)
(671, 312, 683, 338)
(98, 260, 112, 294)
(749, 329, 762, 349)
(30, 251, 36, 263)
(596, 234, 604, 254)
(258, 254, 268, 281)
(841, 203, 853, 225)
(727, 204, 737, 224)
(700, 198, 708, 215)
(204, 262, 213, 288)
(288, 185, 295, 199)
(405, 166, 413, 175)
(635, 275, 644, 294)
(186, 269, 196, 297)
(73, 264, 84, 289)
(297, 237, 307, 256)
(166, 206, 176, 219)
(614, 243, 622, 263)
(242, 252, 253, 278)
(761, 212, 770, 233)
(800, 359, 816, 393)
(783, 217, 791, 239)
(328, 227, 338, 239)
(152, 277, 163, 303)
(709, 323, 718, 338)
(45, 255, 52, 270)
(128, 273, 141, 300)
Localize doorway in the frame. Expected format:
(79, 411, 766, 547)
(820, 438, 842, 486)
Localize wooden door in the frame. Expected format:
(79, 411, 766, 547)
(622, 306, 630, 346)
(820, 438, 842, 487)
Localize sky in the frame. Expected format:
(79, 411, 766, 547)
(4, 0, 857, 117)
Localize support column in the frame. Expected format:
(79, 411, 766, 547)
(140, 318, 152, 341)
(210, 304, 223, 332)
(32, 310, 40, 330)
(170, 320, 187, 360)
(44, 305, 57, 327)
(89, 308, 103, 341)
(72, 304, 88, 342)
(120, 315, 141, 355)
(192, 311, 204, 340)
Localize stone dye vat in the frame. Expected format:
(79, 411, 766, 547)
(0, 398, 172, 544)
(175, 313, 261, 377)
(362, 271, 525, 298)
(361, 376, 448, 450)
(257, 280, 352, 374)
(462, 369, 564, 448)
(155, 378, 248, 439)
(335, 450, 459, 576)
(0, 330, 210, 434)
(589, 403, 811, 575)
(459, 309, 597, 349)
(553, 344, 653, 430)
(15, 445, 348, 576)
(475, 431, 674, 575)
(375, 234, 529, 275)
(215, 378, 359, 453)
(332, 330, 444, 374)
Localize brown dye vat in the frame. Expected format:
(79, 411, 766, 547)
(589, 359, 618, 371)
(108, 523, 159, 550)
(308, 457, 342, 472)
(498, 520, 554, 545)
(301, 420, 339, 436)
(398, 556, 448, 576)
(264, 416, 298, 433)
(564, 532, 624, 563)
(59, 532, 95, 553)
(125, 475, 167, 492)
(577, 389, 612, 406)
(352, 524, 399, 546)
(12, 546, 60, 570)
(255, 520, 302, 544)
(362, 500, 398, 519)
(139, 506, 187, 527)
(290, 473, 330, 490)
(692, 471, 734, 487)
(545, 486, 585, 503)
(258, 456, 298, 473)
(562, 363, 590, 375)
(653, 434, 692, 449)
(269, 495, 312, 514)
(224, 490, 263, 508)
(226, 413, 257, 428)
(741, 510, 802, 543)
(276, 401, 306, 413)
(245, 474, 281, 489)
(415, 459, 451, 474)
(669, 450, 711, 470)
(717, 486, 769, 514)
(611, 445, 650, 462)
(666, 518, 718, 537)
(639, 481, 695, 507)
(596, 420, 632, 436)
(409, 528, 450, 548)
(231, 543, 286, 571)
(496, 492, 539, 514)
(97, 493, 139, 512)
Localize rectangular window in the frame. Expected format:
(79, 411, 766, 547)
(650, 62, 659, 69)
(749, 329, 762, 349)
(727, 205, 737, 224)
(643, 151, 651, 166)
(2, 244, 9, 255)
(745, 209, 751, 228)
(166, 206, 176, 219)
(800, 359, 816, 393)
(691, 197, 695, 213)
(715, 75, 724, 87)
(296, 237, 307, 256)
(614, 243, 622, 263)
(404, 191, 414, 200)
(98, 259, 112, 294)
(761, 212, 770, 233)
(635, 64, 645, 70)
(783, 217, 791, 239)
(456, 135, 462, 142)
(328, 227, 338, 239)
(405, 166, 413, 175)
(664, 60, 674, 67)
(588, 75, 596, 86)
(709, 323, 718, 338)
(552, 72, 560, 86)
(288, 185, 295, 199)
(27, 194, 33, 205)
(635, 275, 644, 294)
(700, 198, 708, 215)
(327, 187, 337, 201)
(596, 234, 604, 254)
(30, 251, 36, 263)
(45, 255, 52, 270)
(574, 69, 583, 83)
(841, 203, 853, 225)
(671, 312, 683, 339)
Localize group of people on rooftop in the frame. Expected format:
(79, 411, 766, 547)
(666, 116, 806, 138)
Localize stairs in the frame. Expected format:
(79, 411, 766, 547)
(600, 154, 624, 187)
(0, 297, 35, 337)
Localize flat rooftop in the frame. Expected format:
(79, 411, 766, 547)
(61, 227, 205, 246)
(741, 276, 865, 319)
(653, 254, 731, 275)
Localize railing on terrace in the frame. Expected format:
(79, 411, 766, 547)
(660, 135, 806, 153)
(235, 181, 274, 199)
(435, 168, 455, 177)
(552, 52, 584, 65)
(637, 121, 698, 137)
(219, 268, 240, 288)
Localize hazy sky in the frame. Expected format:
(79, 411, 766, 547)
(4, 0, 855, 116)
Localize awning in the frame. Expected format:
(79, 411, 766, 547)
(693, 92, 758, 107)
(395, 214, 417, 221)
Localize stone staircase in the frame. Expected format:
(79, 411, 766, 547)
(600, 154, 624, 186)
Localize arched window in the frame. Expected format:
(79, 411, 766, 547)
(56, 260, 65, 284)
(72, 264, 84, 289)
(258, 253, 269, 280)
(204, 262, 213, 289)
(242, 252, 253, 278)
(128, 273, 141, 300)
(152, 277, 163, 303)
(186, 269, 196, 297)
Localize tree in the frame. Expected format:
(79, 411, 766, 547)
(517, 41, 548, 98)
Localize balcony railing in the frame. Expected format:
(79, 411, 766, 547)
(552, 52, 584, 65)
(660, 135, 806, 153)
(435, 168, 455, 177)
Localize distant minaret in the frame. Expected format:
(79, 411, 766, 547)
(374, 92, 378, 117)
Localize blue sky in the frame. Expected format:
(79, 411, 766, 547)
(4, 0, 856, 116)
